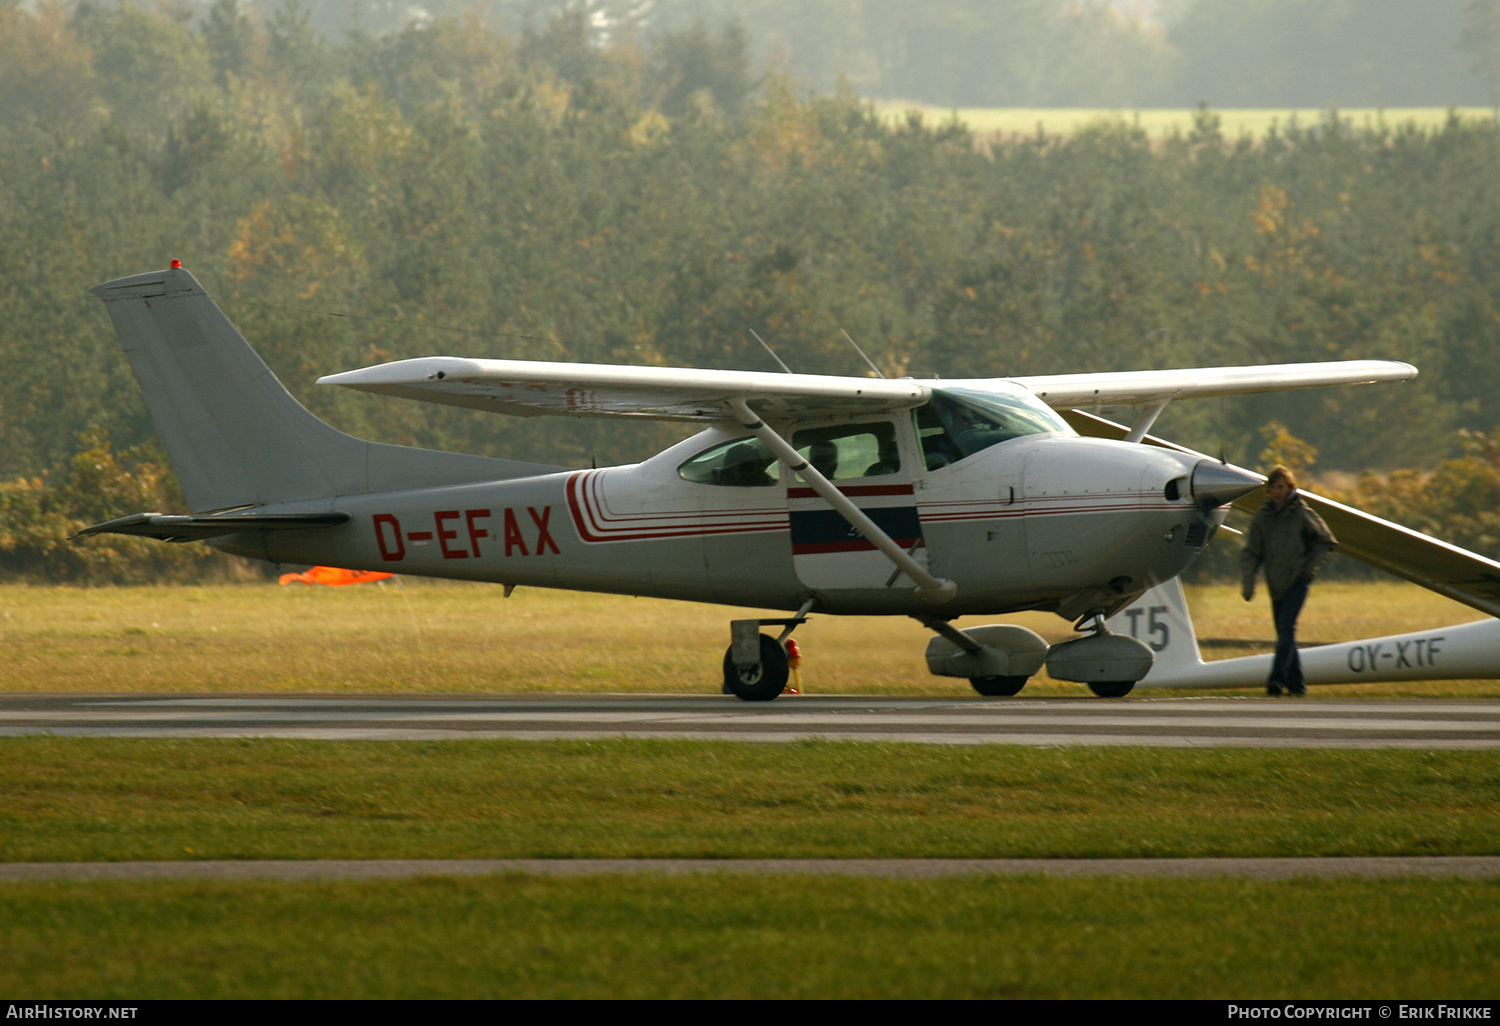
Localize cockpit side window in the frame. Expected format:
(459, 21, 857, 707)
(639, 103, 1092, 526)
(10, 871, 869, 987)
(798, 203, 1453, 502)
(678, 436, 780, 486)
(915, 387, 1072, 470)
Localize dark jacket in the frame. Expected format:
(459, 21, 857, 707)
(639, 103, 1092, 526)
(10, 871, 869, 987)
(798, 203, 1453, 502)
(1240, 491, 1337, 600)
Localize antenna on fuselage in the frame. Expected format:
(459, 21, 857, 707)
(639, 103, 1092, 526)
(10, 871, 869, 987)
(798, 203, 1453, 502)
(748, 329, 794, 374)
(840, 329, 886, 379)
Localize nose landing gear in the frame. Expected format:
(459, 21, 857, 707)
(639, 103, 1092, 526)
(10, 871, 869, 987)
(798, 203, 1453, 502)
(1046, 614, 1155, 698)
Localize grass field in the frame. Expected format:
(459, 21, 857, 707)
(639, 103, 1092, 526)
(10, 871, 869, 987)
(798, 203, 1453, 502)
(3, 580, 1497, 998)
(2, 736, 1498, 998)
(1, 578, 1494, 697)
(871, 103, 1500, 141)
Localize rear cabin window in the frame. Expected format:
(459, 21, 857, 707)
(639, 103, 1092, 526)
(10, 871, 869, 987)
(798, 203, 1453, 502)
(677, 437, 779, 487)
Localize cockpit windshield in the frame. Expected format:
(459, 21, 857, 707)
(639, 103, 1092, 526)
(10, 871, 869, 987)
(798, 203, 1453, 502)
(914, 386, 1073, 470)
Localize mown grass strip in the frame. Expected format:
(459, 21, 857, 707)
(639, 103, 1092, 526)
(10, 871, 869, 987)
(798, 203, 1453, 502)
(3, 737, 1497, 861)
(2, 875, 1496, 998)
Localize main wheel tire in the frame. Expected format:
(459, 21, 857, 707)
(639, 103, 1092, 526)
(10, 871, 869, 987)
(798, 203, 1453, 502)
(1087, 680, 1136, 698)
(969, 675, 1028, 697)
(723, 634, 791, 702)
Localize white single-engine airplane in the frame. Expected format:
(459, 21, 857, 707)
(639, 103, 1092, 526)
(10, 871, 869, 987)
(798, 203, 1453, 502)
(81, 263, 1430, 700)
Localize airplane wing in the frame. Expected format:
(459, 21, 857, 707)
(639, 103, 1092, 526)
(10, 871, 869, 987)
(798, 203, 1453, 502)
(1003, 360, 1416, 409)
(318, 358, 928, 421)
(1064, 409, 1500, 619)
(320, 358, 1413, 421)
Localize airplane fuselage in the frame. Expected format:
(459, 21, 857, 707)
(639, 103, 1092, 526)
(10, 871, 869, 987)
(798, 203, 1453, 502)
(215, 422, 1220, 620)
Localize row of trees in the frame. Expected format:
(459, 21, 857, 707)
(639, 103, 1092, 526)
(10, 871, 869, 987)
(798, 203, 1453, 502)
(2, 2, 1500, 580)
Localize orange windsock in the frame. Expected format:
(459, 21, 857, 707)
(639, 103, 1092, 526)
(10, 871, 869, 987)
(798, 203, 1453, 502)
(278, 566, 395, 587)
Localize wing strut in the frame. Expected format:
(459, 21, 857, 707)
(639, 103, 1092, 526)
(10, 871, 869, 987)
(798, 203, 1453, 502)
(1123, 399, 1171, 444)
(726, 399, 956, 602)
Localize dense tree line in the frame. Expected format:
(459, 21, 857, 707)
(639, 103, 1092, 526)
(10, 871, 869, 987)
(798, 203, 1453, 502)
(2, 1, 1500, 580)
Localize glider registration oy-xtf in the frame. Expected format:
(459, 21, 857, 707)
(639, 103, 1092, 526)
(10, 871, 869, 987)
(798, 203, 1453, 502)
(79, 264, 1418, 700)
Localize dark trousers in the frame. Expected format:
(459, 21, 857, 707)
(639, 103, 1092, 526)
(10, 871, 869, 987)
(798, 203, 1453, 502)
(1269, 577, 1310, 693)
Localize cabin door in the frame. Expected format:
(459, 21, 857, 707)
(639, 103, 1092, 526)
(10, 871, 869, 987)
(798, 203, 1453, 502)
(786, 419, 928, 591)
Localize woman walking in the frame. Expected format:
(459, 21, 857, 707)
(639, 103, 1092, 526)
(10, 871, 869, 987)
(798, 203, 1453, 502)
(1240, 465, 1337, 696)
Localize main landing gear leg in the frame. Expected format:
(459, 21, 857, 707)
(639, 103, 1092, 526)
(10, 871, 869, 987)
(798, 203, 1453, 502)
(723, 599, 814, 702)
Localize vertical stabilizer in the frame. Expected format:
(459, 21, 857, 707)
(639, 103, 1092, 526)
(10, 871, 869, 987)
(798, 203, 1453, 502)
(90, 266, 559, 512)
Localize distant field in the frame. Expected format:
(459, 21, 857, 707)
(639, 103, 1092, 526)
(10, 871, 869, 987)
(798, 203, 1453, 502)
(0, 579, 1493, 698)
(872, 102, 1499, 140)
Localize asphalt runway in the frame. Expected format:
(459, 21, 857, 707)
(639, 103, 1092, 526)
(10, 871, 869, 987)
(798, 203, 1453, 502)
(3, 693, 1499, 748)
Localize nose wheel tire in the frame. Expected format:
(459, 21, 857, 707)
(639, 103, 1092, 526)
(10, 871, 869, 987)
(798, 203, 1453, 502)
(1087, 680, 1136, 698)
(969, 675, 1028, 697)
(723, 634, 790, 701)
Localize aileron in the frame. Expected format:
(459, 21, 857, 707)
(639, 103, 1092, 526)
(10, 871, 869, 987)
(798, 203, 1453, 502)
(1008, 360, 1417, 409)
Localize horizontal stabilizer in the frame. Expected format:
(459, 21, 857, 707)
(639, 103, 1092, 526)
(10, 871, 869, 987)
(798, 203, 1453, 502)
(74, 511, 350, 543)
